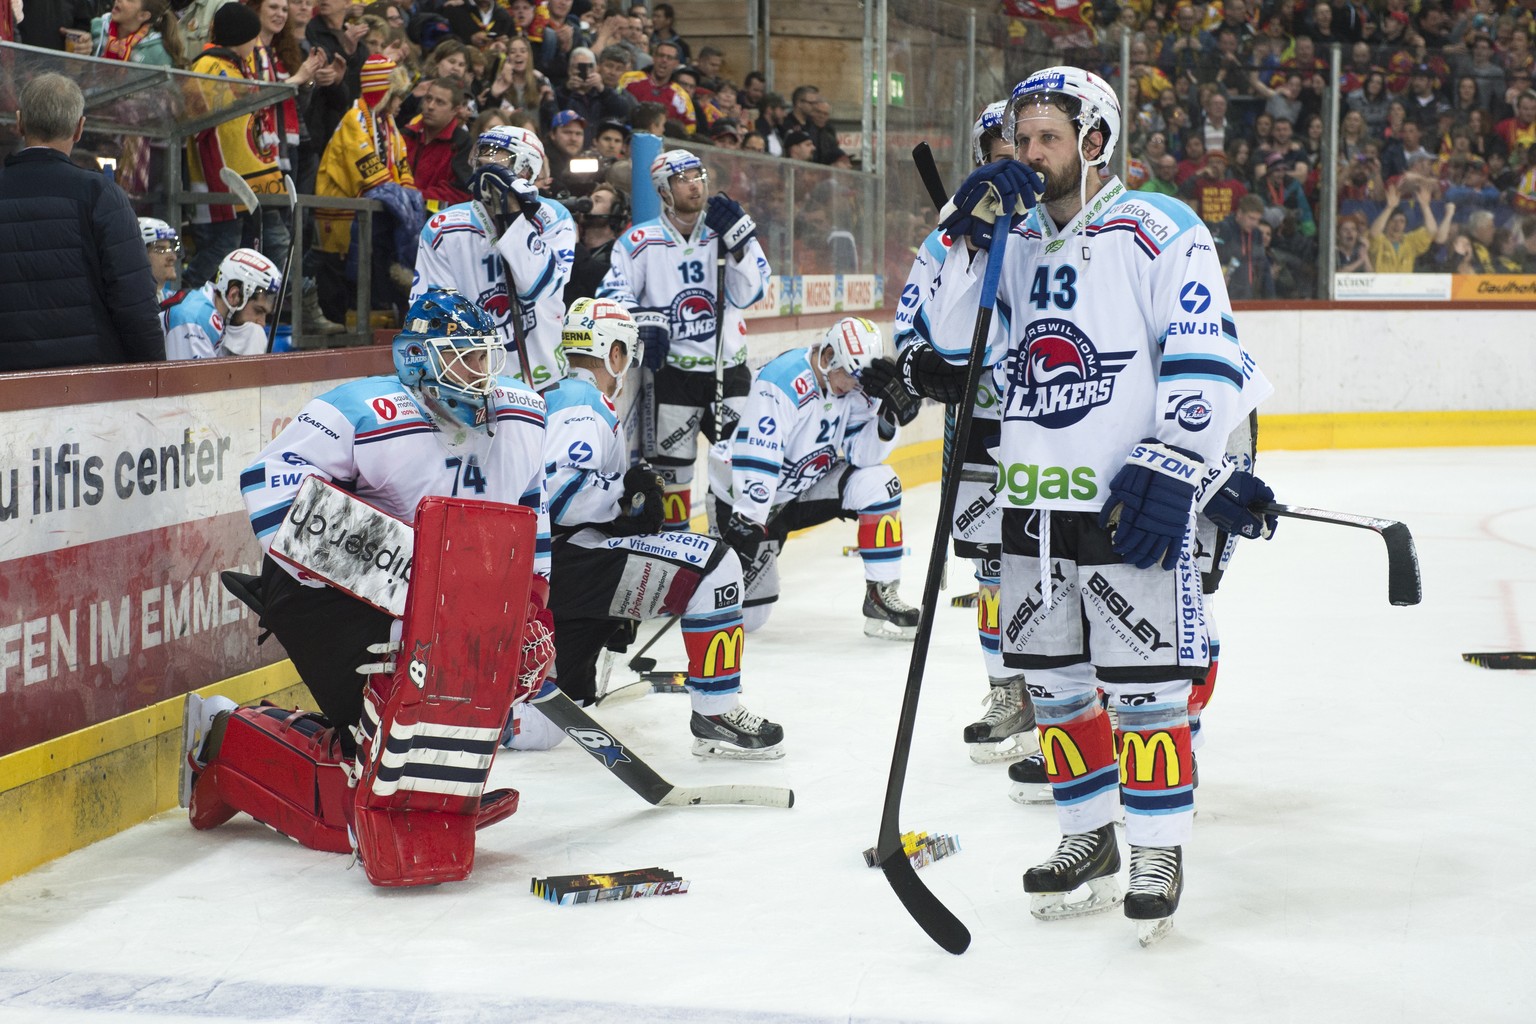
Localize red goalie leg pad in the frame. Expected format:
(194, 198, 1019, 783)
(661, 486, 691, 530)
(188, 706, 352, 854)
(352, 497, 538, 887)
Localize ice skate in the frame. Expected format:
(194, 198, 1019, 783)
(964, 677, 1039, 764)
(1023, 823, 1123, 921)
(1125, 844, 1183, 946)
(691, 705, 785, 760)
(862, 580, 919, 640)
(179, 693, 237, 807)
(1007, 751, 1054, 804)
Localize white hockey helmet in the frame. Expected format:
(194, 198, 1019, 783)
(213, 248, 281, 314)
(820, 316, 885, 378)
(972, 100, 1010, 166)
(475, 125, 545, 181)
(138, 217, 179, 248)
(650, 149, 707, 207)
(561, 297, 641, 375)
(1004, 66, 1121, 168)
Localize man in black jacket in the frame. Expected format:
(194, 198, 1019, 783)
(0, 73, 164, 372)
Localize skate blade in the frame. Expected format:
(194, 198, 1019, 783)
(1009, 782, 1053, 805)
(968, 731, 1041, 765)
(862, 619, 917, 641)
(691, 737, 786, 761)
(1029, 876, 1123, 922)
(1137, 917, 1174, 947)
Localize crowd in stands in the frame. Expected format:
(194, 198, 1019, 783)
(1063, 0, 1536, 296)
(1, 0, 855, 334)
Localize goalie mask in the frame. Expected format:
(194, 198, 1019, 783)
(394, 288, 507, 431)
(561, 297, 641, 382)
(1003, 66, 1121, 169)
(971, 100, 1009, 166)
(474, 125, 545, 181)
(650, 149, 708, 208)
(819, 316, 884, 379)
(213, 248, 281, 315)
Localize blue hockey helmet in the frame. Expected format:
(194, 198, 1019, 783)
(394, 288, 506, 431)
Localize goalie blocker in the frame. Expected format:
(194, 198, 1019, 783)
(188, 485, 550, 887)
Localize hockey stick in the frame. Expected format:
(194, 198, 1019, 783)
(912, 142, 949, 211)
(219, 166, 261, 217)
(474, 199, 538, 389)
(1261, 502, 1422, 606)
(596, 671, 688, 708)
(1461, 652, 1536, 669)
(532, 689, 794, 808)
(628, 613, 681, 672)
(877, 154, 1014, 956)
(267, 174, 299, 352)
(712, 239, 729, 440)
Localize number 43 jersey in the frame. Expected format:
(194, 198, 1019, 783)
(240, 375, 552, 581)
(916, 179, 1270, 515)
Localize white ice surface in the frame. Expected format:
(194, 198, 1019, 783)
(3, 447, 1535, 1023)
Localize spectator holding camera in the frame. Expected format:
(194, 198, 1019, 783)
(444, 0, 516, 48)
(542, 47, 630, 135)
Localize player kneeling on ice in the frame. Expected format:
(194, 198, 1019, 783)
(879, 67, 1278, 944)
(510, 296, 784, 760)
(708, 316, 920, 640)
(181, 287, 556, 887)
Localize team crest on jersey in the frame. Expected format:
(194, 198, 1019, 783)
(670, 288, 717, 343)
(782, 446, 835, 489)
(477, 286, 512, 323)
(1002, 319, 1135, 429)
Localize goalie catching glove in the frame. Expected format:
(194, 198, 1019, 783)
(704, 193, 757, 259)
(939, 160, 1044, 250)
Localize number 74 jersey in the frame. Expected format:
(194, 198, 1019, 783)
(915, 182, 1269, 514)
(240, 374, 552, 582)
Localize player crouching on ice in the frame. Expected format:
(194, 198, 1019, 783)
(707, 316, 920, 640)
(508, 297, 785, 759)
(181, 288, 557, 887)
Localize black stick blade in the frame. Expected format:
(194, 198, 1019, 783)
(879, 853, 971, 954)
(1381, 522, 1422, 606)
(912, 142, 949, 211)
(1463, 651, 1536, 669)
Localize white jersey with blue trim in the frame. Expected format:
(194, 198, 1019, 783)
(412, 199, 576, 390)
(541, 373, 626, 530)
(898, 225, 1003, 423)
(597, 213, 770, 372)
(164, 283, 223, 361)
(240, 374, 552, 581)
(917, 178, 1266, 513)
(708, 347, 896, 525)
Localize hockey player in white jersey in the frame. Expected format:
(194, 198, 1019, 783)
(599, 150, 772, 530)
(871, 99, 1038, 765)
(164, 247, 281, 360)
(184, 288, 555, 856)
(412, 126, 576, 390)
(868, 67, 1278, 944)
(139, 217, 183, 306)
(524, 296, 784, 758)
(708, 317, 919, 640)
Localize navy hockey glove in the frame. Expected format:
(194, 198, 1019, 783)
(1197, 466, 1278, 541)
(896, 340, 972, 404)
(720, 511, 768, 564)
(630, 307, 671, 370)
(471, 165, 542, 221)
(1098, 439, 1203, 571)
(705, 193, 757, 258)
(938, 160, 1043, 250)
(859, 356, 922, 426)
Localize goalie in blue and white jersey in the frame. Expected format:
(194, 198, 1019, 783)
(707, 316, 919, 641)
(412, 126, 576, 390)
(598, 149, 772, 530)
(520, 296, 784, 760)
